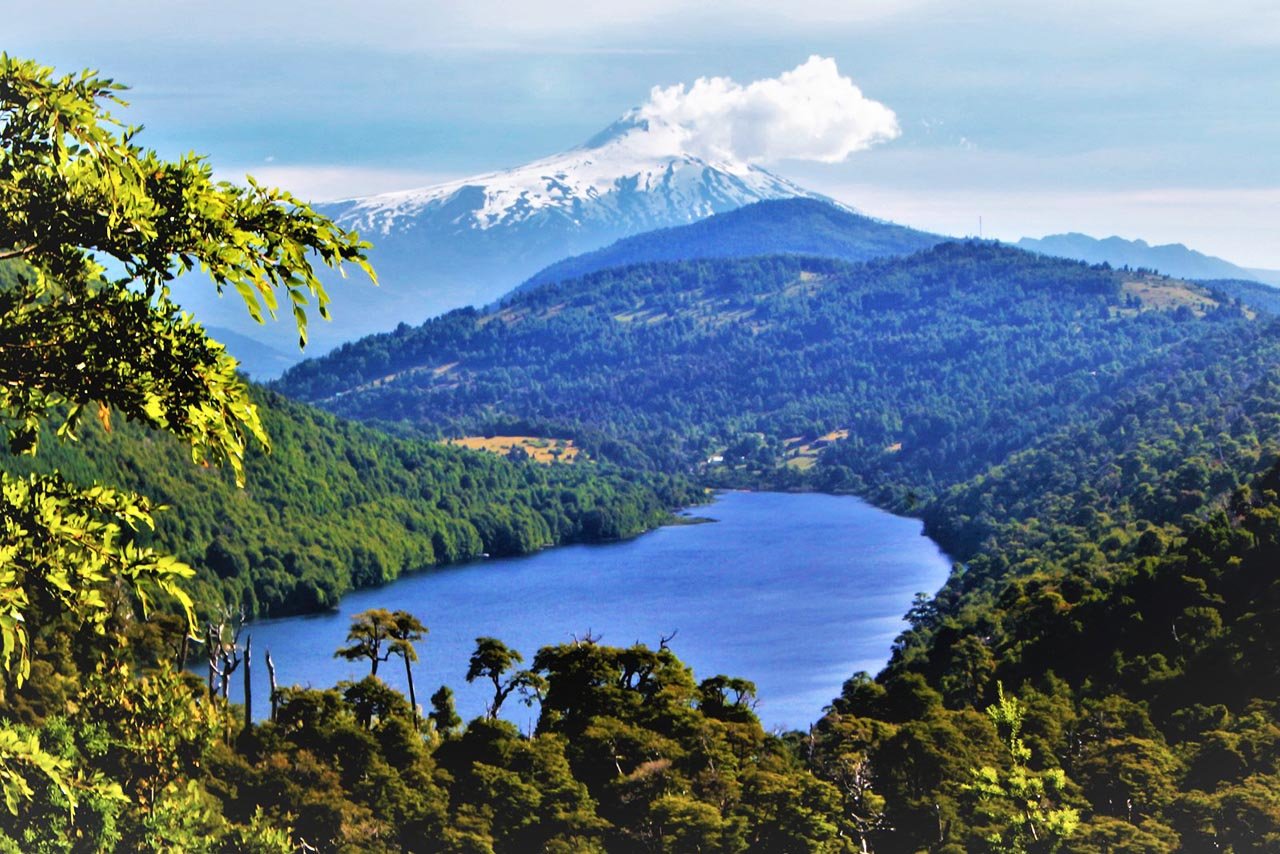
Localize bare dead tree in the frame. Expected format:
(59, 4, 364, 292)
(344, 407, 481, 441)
(570, 629, 602, 646)
(820, 750, 893, 851)
(175, 628, 191, 672)
(658, 629, 678, 650)
(204, 607, 247, 702)
(219, 622, 245, 701)
(205, 620, 221, 696)
(265, 648, 279, 722)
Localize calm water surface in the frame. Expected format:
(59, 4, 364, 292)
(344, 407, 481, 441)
(221, 491, 951, 730)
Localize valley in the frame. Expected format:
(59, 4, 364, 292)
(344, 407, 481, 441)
(253, 204, 1280, 848)
(5, 41, 1280, 851)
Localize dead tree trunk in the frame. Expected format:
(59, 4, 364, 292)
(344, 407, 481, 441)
(243, 634, 253, 729)
(206, 620, 222, 697)
(215, 609, 245, 701)
(219, 646, 242, 701)
(265, 649, 279, 722)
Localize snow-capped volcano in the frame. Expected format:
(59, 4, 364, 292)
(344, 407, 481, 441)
(330, 111, 829, 238)
(183, 113, 831, 376)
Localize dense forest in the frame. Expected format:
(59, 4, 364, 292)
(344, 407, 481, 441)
(0, 242, 696, 623)
(277, 244, 1280, 522)
(7, 54, 1280, 852)
(13, 453, 1280, 850)
(0, 385, 697, 622)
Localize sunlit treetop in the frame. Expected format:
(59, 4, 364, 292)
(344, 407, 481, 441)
(0, 54, 375, 689)
(0, 52, 375, 480)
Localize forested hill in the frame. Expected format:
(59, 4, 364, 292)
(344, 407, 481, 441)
(0, 388, 697, 621)
(276, 241, 1278, 511)
(21, 254, 1280, 850)
(1193, 277, 1280, 316)
(512, 197, 943, 294)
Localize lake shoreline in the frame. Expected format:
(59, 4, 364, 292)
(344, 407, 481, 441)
(220, 491, 954, 730)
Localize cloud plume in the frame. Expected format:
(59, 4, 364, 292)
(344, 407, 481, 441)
(637, 56, 900, 165)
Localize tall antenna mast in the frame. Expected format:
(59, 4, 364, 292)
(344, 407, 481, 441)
(978, 216, 983, 239)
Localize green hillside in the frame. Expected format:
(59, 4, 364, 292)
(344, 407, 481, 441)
(18, 233, 1280, 850)
(0, 389, 698, 621)
(278, 242, 1280, 525)
(9, 42, 1280, 854)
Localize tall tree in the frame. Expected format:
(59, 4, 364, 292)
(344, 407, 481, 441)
(0, 54, 371, 816)
(387, 611, 427, 727)
(964, 683, 1080, 851)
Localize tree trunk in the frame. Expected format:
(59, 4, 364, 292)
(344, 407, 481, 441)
(404, 653, 418, 729)
(206, 622, 220, 696)
(243, 634, 253, 729)
(265, 649, 278, 722)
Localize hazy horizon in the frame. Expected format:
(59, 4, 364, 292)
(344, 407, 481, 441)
(9, 1, 1278, 267)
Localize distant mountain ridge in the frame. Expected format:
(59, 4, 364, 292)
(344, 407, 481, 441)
(512, 198, 944, 296)
(178, 112, 833, 375)
(1017, 232, 1279, 285)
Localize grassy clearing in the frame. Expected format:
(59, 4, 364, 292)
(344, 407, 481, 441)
(331, 361, 459, 399)
(1119, 276, 1222, 316)
(782, 429, 852, 468)
(445, 435, 582, 463)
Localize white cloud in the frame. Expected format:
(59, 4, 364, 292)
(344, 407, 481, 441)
(635, 56, 900, 165)
(214, 165, 462, 203)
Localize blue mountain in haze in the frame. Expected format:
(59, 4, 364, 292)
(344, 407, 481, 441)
(511, 198, 945, 297)
(1017, 233, 1278, 285)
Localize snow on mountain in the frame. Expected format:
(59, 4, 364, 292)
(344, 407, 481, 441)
(184, 112, 829, 377)
(329, 112, 829, 238)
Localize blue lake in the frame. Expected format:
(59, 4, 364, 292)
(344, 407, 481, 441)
(221, 491, 952, 731)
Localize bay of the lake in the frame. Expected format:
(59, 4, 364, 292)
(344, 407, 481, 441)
(219, 491, 952, 731)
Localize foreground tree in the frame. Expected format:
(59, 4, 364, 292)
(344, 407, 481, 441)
(964, 683, 1080, 852)
(0, 53, 371, 822)
(466, 637, 544, 720)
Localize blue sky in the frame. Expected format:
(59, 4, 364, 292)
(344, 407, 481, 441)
(9, 1, 1279, 266)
